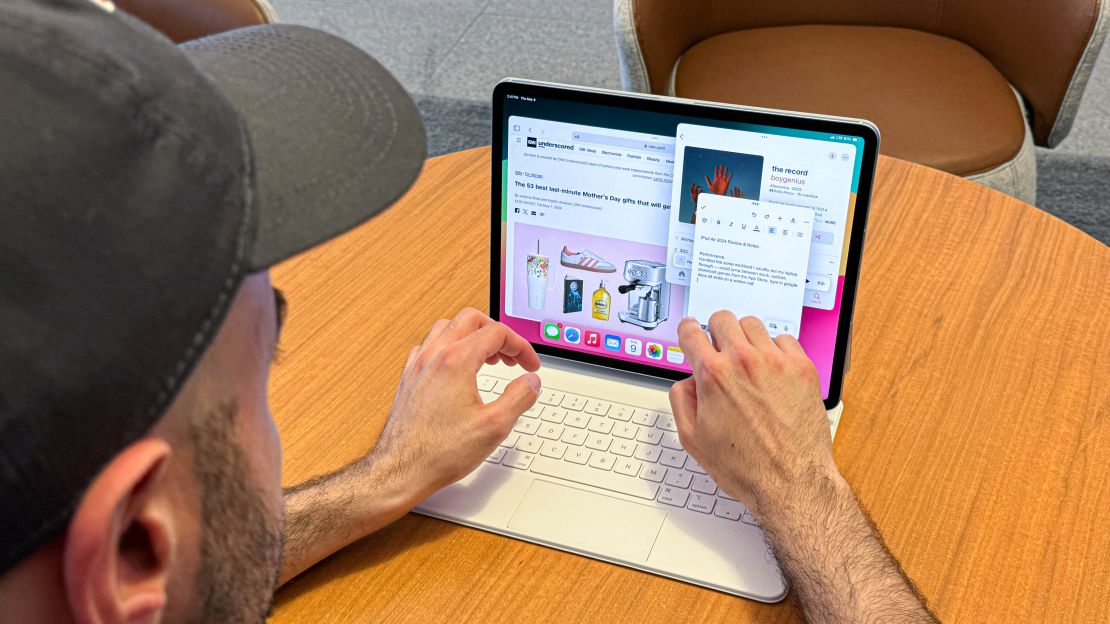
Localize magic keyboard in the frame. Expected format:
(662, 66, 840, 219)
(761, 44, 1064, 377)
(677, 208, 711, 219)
(476, 375, 761, 527)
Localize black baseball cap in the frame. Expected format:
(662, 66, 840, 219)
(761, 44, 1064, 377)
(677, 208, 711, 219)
(0, 0, 426, 572)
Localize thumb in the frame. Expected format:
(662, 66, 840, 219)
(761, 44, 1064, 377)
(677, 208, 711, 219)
(486, 372, 541, 425)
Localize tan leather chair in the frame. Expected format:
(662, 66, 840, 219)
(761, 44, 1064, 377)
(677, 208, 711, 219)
(115, 0, 277, 42)
(614, 0, 1109, 204)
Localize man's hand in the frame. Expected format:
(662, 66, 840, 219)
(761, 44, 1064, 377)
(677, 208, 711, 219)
(669, 312, 938, 623)
(375, 307, 541, 497)
(669, 312, 833, 514)
(279, 308, 540, 585)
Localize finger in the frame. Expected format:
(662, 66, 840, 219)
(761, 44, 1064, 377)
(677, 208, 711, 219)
(441, 307, 497, 341)
(704, 175, 712, 190)
(484, 373, 541, 427)
(773, 332, 807, 358)
(403, 345, 420, 373)
(669, 377, 698, 447)
(738, 316, 775, 351)
(725, 172, 733, 186)
(422, 319, 450, 346)
(676, 317, 716, 367)
(707, 309, 748, 352)
(462, 322, 541, 373)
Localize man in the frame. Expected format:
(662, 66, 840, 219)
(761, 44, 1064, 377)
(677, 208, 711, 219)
(0, 0, 938, 621)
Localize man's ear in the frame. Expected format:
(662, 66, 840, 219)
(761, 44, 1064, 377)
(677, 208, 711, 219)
(64, 439, 176, 624)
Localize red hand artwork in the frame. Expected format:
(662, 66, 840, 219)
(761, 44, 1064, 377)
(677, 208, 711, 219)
(705, 164, 733, 195)
(729, 187, 744, 198)
(689, 183, 703, 224)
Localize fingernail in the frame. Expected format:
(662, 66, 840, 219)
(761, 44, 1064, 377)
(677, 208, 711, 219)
(523, 372, 541, 394)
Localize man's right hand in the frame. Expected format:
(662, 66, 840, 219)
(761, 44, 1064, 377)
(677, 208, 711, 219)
(669, 311, 835, 515)
(671, 312, 940, 623)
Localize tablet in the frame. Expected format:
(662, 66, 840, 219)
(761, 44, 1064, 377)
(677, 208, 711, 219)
(490, 79, 879, 408)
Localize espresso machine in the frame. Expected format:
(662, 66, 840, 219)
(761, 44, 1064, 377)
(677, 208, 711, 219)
(617, 260, 671, 329)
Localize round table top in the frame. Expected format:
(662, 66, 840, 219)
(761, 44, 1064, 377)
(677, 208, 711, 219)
(269, 147, 1110, 623)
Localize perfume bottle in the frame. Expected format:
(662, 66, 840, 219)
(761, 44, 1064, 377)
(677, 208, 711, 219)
(592, 280, 611, 321)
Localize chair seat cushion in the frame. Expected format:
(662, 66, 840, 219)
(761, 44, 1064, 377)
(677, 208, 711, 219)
(674, 25, 1026, 176)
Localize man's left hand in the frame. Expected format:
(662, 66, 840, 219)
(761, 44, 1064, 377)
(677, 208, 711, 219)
(374, 308, 541, 498)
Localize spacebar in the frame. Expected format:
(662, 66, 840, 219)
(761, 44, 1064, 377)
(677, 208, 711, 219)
(529, 457, 660, 501)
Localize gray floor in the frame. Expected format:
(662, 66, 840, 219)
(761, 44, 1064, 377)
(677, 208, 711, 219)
(273, 0, 1109, 243)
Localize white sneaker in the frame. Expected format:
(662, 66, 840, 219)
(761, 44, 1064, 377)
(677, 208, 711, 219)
(560, 246, 616, 273)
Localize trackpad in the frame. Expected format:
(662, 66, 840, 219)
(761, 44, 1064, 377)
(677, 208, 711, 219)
(507, 480, 667, 562)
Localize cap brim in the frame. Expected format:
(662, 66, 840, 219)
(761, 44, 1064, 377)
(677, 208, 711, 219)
(181, 25, 427, 271)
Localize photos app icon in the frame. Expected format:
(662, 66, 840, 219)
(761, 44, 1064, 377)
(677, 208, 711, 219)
(646, 342, 663, 360)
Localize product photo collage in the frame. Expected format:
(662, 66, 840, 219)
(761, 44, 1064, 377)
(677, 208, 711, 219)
(511, 222, 690, 370)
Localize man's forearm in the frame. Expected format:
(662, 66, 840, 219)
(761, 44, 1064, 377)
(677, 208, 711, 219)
(278, 449, 428, 585)
(755, 468, 939, 623)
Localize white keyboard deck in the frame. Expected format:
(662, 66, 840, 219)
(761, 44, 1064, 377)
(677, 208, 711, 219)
(478, 374, 761, 527)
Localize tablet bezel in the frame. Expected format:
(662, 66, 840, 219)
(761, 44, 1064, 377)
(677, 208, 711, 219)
(489, 79, 879, 410)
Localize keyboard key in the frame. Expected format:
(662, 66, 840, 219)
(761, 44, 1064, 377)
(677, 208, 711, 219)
(523, 403, 544, 418)
(636, 428, 663, 445)
(499, 431, 520, 448)
(660, 450, 688, 468)
(661, 432, 684, 450)
(540, 407, 568, 423)
(614, 458, 642, 477)
(485, 447, 507, 463)
(489, 379, 507, 394)
(658, 486, 689, 507)
(565, 412, 591, 429)
(538, 389, 565, 405)
(587, 417, 614, 435)
(714, 499, 745, 521)
(611, 440, 636, 457)
(691, 475, 717, 495)
(609, 405, 635, 421)
(631, 410, 659, 427)
(687, 493, 715, 514)
(684, 456, 706, 474)
(480, 391, 498, 404)
(513, 417, 540, 435)
(584, 432, 612, 452)
(613, 423, 638, 439)
(657, 414, 678, 431)
(634, 444, 662, 463)
(561, 429, 587, 446)
(537, 423, 564, 440)
(565, 448, 592, 465)
(639, 464, 666, 482)
(539, 440, 567, 460)
(588, 453, 615, 471)
(741, 511, 760, 527)
(515, 436, 542, 454)
(560, 394, 587, 411)
(530, 456, 659, 500)
(584, 399, 612, 416)
(664, 469, 693, 489)
(719, 489, 737, 501)
(501, 449, 534, 470)
(476, 375, 497, 391)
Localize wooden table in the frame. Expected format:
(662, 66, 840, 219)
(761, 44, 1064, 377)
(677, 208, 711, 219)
(268, 147, 1110, 623)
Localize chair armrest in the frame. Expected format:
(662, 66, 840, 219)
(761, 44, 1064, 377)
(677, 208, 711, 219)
(614, 0, 714, 93)
(116, 0, 277, 43)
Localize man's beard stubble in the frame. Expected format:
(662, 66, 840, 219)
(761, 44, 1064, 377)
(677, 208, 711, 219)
(187, 402, 283, 623)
